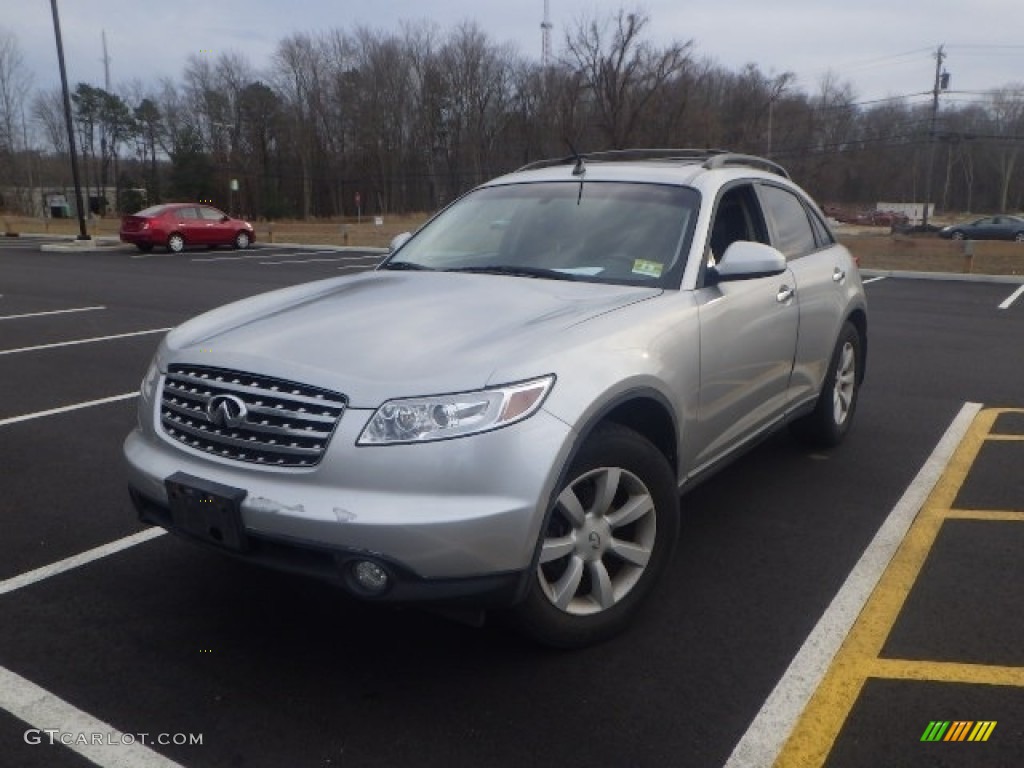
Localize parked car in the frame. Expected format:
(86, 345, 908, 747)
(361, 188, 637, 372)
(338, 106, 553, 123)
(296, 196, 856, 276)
(120, 203, 254, 253)
(938, 215, 1024, 241)
(856, 210, 909, 227)
(124, 150, 868, 647)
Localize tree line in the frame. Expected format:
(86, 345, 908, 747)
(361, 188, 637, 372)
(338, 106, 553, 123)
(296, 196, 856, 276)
(2, 10, 1023, 219)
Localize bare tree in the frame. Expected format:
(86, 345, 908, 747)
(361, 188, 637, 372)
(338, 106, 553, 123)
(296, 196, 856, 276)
(273, 33, 328, 218)
(32, 88, 68, 157)
(0, 27, 34, 211)
(987, 84, 1024, 212)
(563, 9, 692, 148)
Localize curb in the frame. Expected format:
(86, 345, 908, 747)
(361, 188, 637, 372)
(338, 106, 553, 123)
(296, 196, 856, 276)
(860, 269, 1024, 285)
(39, 238, 131, 253)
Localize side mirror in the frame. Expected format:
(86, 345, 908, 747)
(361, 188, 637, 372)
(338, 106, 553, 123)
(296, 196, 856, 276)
(221, 215, 230, 222)
(389, 232, 412, 252)
(711, 241, 787, 282)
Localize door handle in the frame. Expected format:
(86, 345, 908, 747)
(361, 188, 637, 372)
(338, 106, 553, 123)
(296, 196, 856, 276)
(832, 267, 846, 283)
(776, 285, 794, 303)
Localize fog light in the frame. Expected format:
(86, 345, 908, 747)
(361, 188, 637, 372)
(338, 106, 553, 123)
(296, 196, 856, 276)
(352, 560, 390, 594)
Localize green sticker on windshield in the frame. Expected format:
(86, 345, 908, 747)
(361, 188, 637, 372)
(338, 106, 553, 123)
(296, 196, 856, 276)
(632, 259, 663, 278)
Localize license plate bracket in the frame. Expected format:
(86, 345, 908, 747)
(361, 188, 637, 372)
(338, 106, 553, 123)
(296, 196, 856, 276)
(165, 472, 249, 552)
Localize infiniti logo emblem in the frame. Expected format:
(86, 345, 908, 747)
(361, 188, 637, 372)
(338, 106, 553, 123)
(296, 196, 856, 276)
(206, 394, 248, 428)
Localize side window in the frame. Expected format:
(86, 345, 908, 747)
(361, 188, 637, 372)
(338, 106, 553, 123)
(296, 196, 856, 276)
(708, 184, 769, 264)
(179, 207, 199, 220)
(758, 184, 818, 260)
(198, 206, 223, 221)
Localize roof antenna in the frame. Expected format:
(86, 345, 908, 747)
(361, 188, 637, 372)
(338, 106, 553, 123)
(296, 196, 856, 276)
(568, 142, 586, 205)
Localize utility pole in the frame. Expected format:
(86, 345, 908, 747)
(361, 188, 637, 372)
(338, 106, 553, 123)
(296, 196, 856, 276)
(922, 44, 946, 229)
(49, 0, 89, 240)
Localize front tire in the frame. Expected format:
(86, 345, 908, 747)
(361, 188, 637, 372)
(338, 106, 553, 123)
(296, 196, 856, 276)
(234, 231, 250, 249)
(508, 424, 679, 648)
(791, 321, 862, 449)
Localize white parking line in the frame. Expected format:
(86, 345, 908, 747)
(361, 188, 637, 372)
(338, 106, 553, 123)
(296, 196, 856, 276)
(0, 665, 184, 768)
(260, 258, 352, 265)
(0, 392, 138, 427)
(861, 276, 887, 285)
(998, 284, 1024, 310)
(192, 250, 381, 263)
(0, 305, 106, 321)
(192, 250, 339, 262)
(0, 528, 164, 596)
(723, 401, 982, 768)
(0, 328, 171, 356)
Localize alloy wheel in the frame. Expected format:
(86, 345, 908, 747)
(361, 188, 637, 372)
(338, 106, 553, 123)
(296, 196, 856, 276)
(537, 466, 656, 616)
(832, 340, 857, 426)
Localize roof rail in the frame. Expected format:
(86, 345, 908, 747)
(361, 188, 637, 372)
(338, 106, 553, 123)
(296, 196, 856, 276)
(701, 153, 790, 178)
(516, 148, 730, 172)
(516, 149, 790, 178)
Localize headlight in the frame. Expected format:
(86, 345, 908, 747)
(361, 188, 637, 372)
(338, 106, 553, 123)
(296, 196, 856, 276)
(358, 376, 555, 445)
(140, 357, 160, 396)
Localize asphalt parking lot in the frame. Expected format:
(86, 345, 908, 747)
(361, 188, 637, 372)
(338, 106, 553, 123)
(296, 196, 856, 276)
(1, 238, 1022, 767)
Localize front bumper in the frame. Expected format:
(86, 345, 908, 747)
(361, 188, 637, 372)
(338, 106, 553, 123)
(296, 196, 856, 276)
(129, 487, 527, 604)
(124, 403, 574, 603)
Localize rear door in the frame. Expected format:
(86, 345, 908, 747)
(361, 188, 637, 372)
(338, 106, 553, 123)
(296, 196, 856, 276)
(755, 182, 849, 411)
(174, 206, 204, 244)
(990, 216, 1017, 240)
(198, 206, 231, 244)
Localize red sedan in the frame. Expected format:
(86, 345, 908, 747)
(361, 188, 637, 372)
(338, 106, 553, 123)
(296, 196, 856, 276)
(120, 203, 255, 253)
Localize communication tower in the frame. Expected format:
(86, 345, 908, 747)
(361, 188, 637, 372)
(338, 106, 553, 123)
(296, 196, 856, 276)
(541, 0, 553, 67)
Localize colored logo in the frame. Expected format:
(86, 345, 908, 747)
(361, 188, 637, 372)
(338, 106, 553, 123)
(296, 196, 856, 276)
(921, 721, 996, 742)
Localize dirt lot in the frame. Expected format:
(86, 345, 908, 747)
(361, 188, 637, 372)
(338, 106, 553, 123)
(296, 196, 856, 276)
(836, 229, 1023, 276)
(3, 214, 1022, 276)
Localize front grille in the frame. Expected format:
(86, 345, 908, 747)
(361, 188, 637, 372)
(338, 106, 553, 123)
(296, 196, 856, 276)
(159, 364, 347, 468)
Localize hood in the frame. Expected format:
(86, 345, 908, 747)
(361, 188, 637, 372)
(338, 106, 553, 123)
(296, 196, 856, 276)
(163, 271, 660, 406)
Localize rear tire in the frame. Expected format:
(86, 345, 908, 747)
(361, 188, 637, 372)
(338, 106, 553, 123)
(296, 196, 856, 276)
(167, 233, 185, 253)
(507, 424, 679, 648)
(790, 321, 862, 449)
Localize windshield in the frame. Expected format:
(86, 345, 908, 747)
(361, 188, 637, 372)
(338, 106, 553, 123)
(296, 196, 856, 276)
(388, 181, 699, 286)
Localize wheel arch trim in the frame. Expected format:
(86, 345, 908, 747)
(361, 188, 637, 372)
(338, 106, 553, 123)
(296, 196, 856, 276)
(513, 387, 680, 602)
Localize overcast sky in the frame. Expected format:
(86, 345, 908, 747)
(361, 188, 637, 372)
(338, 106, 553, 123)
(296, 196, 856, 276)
(8, 1, 1024, 109)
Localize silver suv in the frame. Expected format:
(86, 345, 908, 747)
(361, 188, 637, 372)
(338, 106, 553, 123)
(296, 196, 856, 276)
(125, 150, 867, 647)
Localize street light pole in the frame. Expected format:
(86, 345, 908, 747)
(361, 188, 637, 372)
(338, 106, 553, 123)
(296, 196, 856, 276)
(49, 0, 90, 240)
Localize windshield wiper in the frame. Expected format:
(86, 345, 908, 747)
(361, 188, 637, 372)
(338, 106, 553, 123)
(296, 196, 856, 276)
(380, 260, 434, 271)
(445, 265, 578, 281)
